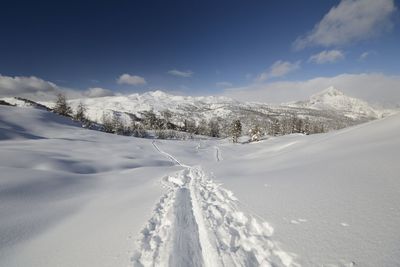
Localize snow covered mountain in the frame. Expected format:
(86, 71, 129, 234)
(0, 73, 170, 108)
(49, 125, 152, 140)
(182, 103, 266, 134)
(2, 88, 393, 136)
(289, 86, 385, 119)
(54, 90, 237, 124)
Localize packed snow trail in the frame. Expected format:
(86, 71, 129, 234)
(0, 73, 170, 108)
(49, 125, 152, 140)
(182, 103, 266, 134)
(169, 187, 203, 267)
(133, 141, 298, 267)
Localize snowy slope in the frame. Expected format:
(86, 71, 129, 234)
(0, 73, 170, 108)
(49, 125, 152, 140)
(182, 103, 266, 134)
(290, 86, 385, 119)
(0, 106, 298, 267)
(156, 113, 400, 266)
(0, 106, 179, 267)
(1, 104, 399, 267)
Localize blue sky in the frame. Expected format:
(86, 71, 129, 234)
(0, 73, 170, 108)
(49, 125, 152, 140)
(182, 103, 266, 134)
(0, 0, 399, 103)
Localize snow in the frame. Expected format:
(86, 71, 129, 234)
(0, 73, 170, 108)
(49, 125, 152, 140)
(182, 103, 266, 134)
(40, 90, 237, 125)
(0, 106, 177, 266)
(32, 88, 394, 131)
(1, 97, 33, 107)
(1, 104, 400, 266)
(133, 147, 297, 267)
(157, 112, 400, 266)
(290, 86, 390, 119)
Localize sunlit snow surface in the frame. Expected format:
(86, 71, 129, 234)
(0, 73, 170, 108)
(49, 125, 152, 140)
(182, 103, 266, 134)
(1, 105, 400, 266)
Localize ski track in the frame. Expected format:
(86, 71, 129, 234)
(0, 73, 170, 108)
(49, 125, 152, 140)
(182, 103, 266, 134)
(214, 146, 222, 162)
(133, 141, 298, 267)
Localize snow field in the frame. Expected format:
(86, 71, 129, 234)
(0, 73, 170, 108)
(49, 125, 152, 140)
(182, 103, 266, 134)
(133, 142, 298, 266)
(2, 105, 399, 266)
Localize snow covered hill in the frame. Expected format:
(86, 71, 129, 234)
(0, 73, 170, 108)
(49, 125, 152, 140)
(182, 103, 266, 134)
(289, 86, 386, 119)
(40, 90, 237, 126)
(29, 87, 392, 136)
(0, 105, 297, 267)
(158, 112, 400, 267)
(0, 105, 177, 266)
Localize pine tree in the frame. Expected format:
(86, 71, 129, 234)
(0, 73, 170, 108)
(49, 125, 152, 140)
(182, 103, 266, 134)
(249, 124, 262, 142)
(130, 121, 147, 137)
(231, 119, 242, 143)
(302, 118, 311, 135)
(112, 114, 125, 134)
(74, 102, 87, 122)
(209, 120, 220, 137)
(53, 93, 72, 116)
(101, 113, 114, 133)
(141, 110, 157, 129)
(183, 119, 196, 134)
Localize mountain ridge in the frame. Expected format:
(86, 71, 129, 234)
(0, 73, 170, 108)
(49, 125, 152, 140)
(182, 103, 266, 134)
(2, 87, 395, 137)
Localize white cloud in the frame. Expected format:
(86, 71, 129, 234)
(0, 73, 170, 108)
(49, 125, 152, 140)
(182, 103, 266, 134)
(256, 60, 301, 82)
(167, 69, 193, 78)
(0, 74, 119, 101)
(309, 50, 345, 64)
(117, 73, 147, 85)
(216, 81, 233, 88)
(359, 51, 377, 61)
(0, 74, 58, 96)
(360, 52, 370, 61)
(294, 0, 396, 49)
(84, 87, 115, 98)
(224, 73, 400, 106)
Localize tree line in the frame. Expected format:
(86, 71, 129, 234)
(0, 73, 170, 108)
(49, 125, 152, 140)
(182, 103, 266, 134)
(53, 93, 328, 143)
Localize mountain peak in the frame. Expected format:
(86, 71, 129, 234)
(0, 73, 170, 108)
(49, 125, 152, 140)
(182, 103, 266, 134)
(288, 86, 382, 119)
(144, 90, 171, 98)
(313, 86, 345, 98)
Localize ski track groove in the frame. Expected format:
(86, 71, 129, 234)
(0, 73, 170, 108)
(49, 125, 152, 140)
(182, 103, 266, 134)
(133, 141, 299, 267)
(214, 146, 222, 162)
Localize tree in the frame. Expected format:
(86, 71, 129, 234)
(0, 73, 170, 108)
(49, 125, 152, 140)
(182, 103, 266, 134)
(266, 118, 280, 136)
(74, 102, 87, 122)
(101, 113, 114, 133)
(183, 119, 196, 134)
(53, 93, 72, 116)
(209, 120, 220, 137)
(302, 118, 311, 135)
(231, 119, 242, 143)
(141, 110, 158, 129)
(130, 121, 147, 137)
(112, 114, 125, 135)
(161, 110, 173, 127)
(196, 119, 208, 135)
(249, 124, 262, 142)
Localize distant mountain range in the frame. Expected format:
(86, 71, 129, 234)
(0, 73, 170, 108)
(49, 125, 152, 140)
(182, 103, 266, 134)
(1, 87, 395, 137)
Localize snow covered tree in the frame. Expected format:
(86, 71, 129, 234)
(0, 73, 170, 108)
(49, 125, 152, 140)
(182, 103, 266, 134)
(112, 114, 125, 135)
(141, 110, 158, 129)
(161, 110, 172, 126)
(74, 102, 87, 122)
(231, 119, 242, 143)
(302, 118, 311, 135)
(130, 121, 147, 137)
(249, 124, 262, 142)
(183, 119, 196, 134)
(53, 93, 72, 116)
(196, 119, 208, 135)
(266, 118, 280, 136)
(101, 113, 114, 133)
(209, 120, 220, 137)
